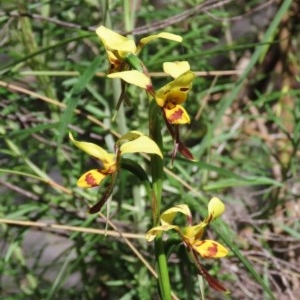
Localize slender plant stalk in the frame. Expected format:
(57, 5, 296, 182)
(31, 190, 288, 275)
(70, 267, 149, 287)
(149, 101, 171, 300)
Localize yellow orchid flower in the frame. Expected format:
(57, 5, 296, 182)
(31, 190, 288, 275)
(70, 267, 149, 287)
(69, 132, 116, 188)
(107, 62, 196, 161)
(70, 131, 162, 213)
(70, 131, 162, 188)
(96, 26, 182, 73)
(146, 198, 227, 258)
(107, 61, 195, 125)
(146, 198, 229, 293)
(155, 61, 195, 125)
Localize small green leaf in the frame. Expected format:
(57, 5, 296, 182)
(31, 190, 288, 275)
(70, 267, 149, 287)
(120, 158, 150, 183)
(57, 55, 103, 145)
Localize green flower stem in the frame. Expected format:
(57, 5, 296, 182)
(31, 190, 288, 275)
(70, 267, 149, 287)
(149, 100, 171, 300)
(127, 50, 171, 299)
(149, 101, 163, 224)
(155, 234, 171, 300)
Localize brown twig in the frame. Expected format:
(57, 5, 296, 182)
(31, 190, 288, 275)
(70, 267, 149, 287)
(1, 0, 234, 35)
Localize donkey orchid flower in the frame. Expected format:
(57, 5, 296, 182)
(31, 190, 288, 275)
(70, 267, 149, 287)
(146, 197, 229, 292)
(70, 131, 162, 188)
(96, 25, 182, 73)
(107, 62, 196, 161)
(156, 61, 195, 125)
(146, 197, 228, 258)
(107, 61, 195, 125)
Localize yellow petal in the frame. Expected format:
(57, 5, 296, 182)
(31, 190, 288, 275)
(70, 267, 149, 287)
(119, 134, 163, 158)
(172, 71, 195, 89)
(204, 197, 225, 224)
(146, 224, 178, 242)
(108, 70, 151, 89)
(163, 61, 190, 78)
(139, 32, 182, 47)
(117, 130, 143, 143)
(156, 89, 185, 107)
(96, 26, 136, 53)
(69, 133, 115, 166)
(164, 105, 190, 124)
(77, 169, 107, 188)
(155, 71, 195, 107)
(192, 240, 229, 258)
(182, 223, 206, 242)
(160, 204, 191, 226)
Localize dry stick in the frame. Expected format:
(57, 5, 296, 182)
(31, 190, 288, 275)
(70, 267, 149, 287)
(0, 178, 39, 200)
(18, 70, 242, 77)
(0, 80, 120, 139)
(204, 0, 277, 22)
(1, 0, 234, 35)
(131, 0, 234, 35)
(0, 218, 144, 239)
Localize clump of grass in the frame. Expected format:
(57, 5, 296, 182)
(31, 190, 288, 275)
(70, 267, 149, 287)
(1, 0, 299, 299)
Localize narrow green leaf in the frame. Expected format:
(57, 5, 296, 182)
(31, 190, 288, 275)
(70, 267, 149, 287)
(203, 176, 283, 191)
(2, 122, 59, 138)
(120, 158, 150, 183)
(0, 34, 93, 74)
(57, 55, 103, 145)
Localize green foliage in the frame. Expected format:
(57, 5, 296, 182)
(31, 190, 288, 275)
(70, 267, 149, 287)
(1, 0, 299, 299)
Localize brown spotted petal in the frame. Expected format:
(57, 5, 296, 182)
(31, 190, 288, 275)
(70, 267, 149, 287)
(164, 104, 190, 124)
(192, 240, 228, 258)
(77, 169, 107, 188)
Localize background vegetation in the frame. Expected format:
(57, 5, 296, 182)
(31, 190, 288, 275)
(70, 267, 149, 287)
(0, 0, 299, 299)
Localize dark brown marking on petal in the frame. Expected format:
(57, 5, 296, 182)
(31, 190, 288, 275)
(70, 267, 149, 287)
(204, 242, 218, 258)
(168, 108, 183, 123)
(85, 171, 100, 187)
(180, 87, 189, 92)
(206, 214, 213, 224)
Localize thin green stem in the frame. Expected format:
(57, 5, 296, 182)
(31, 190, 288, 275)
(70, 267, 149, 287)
(149, 100, 171, 300)
(105, 5, 128, 135)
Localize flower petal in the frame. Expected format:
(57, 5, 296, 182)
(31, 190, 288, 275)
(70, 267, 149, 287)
(77, 169, 107, 188)
(96, 26, 136, 53)
(69, 133, 115, 166)
(204, 197, 225, 224)
(117, 130, 143, 143)
(182, 223, 206, 242)
(108, 70, 151, 89)
(146, 224, 178, 242)
(172, 71, 195, 90)
(139, 32, 182, 48)
(192, 240, 229, 258)
(164, 105, 190, 124)
(160, 204, 191, 226)
(163, 61, 190, 78)
(155, 71, 195, 107)
(119, 134, 163, 158)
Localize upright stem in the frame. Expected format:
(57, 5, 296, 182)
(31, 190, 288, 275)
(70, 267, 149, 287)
(149, 101, 171, 300)
(125, 43, 172, 300)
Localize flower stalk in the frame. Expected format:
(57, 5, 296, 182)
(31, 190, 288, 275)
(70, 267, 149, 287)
(149, 99, 172, 300)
